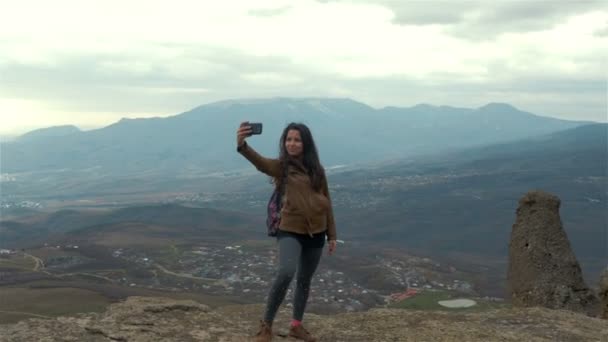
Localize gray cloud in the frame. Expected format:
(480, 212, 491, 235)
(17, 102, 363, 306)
(1, 41, 605, 123)
(450, 1, 608, 40)
(0, 46, 320, 115)
(322, 1, 608, 39)
(248, 6, 293, 17)
(594, 24, 608, 37)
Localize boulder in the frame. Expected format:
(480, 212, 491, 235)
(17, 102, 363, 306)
(507, 190, 599, 316)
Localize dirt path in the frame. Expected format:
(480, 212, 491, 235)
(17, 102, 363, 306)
(22, 253, 45, 272)
(55, 272, 115, 283)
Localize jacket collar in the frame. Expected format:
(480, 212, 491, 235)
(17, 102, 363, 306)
(286, 156, 307, 173)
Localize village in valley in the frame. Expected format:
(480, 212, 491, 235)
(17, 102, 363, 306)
(106, 242, 493, 313)
(0, 237, 502, 314)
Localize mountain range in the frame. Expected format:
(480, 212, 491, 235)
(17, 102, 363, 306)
(1, 98, 590, 178)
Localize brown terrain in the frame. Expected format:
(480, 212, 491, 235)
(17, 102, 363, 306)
(0, 296, 606, 342)
(1, 190, 606, 341)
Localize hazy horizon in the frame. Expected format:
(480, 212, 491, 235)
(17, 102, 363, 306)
(1, 97, 606, 139)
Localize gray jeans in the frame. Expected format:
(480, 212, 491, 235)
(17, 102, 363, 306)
(263, 234, 323, 323)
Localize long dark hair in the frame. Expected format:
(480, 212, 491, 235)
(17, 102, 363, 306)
(274, 122, 325, 192)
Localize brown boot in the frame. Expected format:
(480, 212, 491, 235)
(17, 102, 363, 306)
(253, 320, 273, 342)
(288, 324, 317, 342)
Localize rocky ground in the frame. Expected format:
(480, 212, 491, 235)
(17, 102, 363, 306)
(1, 296, 606, 342)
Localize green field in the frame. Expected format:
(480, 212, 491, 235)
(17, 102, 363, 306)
(388, 290, 509, 312)
(0, 287, 110, 324)
(0, 279, 252, 324)
(0, 255, 35, 271)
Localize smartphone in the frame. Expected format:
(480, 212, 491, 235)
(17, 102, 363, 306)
(248, 122, 263, 135)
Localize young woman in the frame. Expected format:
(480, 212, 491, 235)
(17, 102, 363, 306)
(236, 122, 337, 342)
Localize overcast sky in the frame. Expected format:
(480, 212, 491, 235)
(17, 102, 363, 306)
(1, 0, 606, 135)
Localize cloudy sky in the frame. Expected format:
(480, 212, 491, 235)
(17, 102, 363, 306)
(1, 0, 606, 135)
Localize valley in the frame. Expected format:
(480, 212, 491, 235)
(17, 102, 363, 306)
(1, 122, 605, 326)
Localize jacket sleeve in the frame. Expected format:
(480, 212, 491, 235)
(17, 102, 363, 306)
(322, 176, 337, 241)
(237, 141, 282, 178)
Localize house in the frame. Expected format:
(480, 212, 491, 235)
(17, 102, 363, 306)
(389, 288, 418, 302)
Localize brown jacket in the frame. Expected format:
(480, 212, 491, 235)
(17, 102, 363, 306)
(237, 141, 337, 241)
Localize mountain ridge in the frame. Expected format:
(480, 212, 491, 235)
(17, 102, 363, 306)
(1, 98, 591, 177)
(16, 125, 82, 142)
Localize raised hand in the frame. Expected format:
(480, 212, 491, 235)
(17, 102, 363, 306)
(237, 121, 252, 147)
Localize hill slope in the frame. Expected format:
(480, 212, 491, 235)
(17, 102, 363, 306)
(0, 204, 262, 249)
(324, 124, 607, 287)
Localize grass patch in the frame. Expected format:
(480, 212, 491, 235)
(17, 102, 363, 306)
(0, 255, 35, 271)
(151, 244, 184, 267)
(0, 287, 111, 324)
(389, 290, 453, 310)
(26, 247, 76, 259)
(0, 279, 251, 324)
(388, 290, 509, 312)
